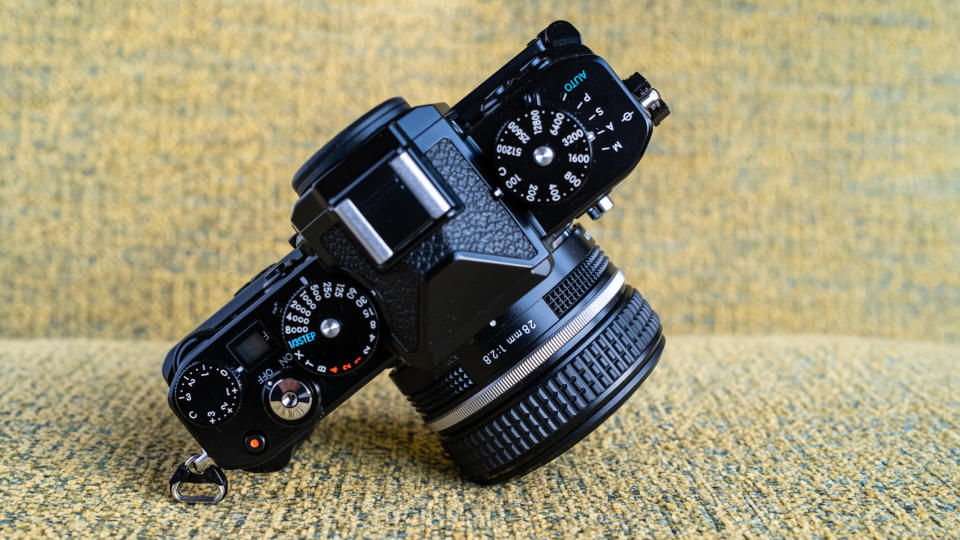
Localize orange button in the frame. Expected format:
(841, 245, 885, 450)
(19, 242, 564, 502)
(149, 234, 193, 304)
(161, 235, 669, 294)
(243, 432, 267, 454)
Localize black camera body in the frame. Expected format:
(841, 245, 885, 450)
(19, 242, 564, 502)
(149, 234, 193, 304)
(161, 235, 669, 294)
(163, 21, 669, 496)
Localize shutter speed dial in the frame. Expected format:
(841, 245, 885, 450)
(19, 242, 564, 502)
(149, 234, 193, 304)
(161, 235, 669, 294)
(281, 279, 379, 376)
(494, 107, 593, 204)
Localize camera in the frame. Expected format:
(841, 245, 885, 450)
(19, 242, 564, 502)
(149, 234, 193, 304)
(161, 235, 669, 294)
(162, 20, 669, 502)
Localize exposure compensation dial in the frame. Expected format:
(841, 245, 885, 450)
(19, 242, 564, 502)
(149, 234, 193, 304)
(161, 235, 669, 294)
(174, 362, 242, 427)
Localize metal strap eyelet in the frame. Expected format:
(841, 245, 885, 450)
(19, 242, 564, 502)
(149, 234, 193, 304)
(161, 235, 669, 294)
(169, 451, 228, 504)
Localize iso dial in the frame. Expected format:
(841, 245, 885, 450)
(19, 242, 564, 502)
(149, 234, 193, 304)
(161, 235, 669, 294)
(494, 107, 592, 204)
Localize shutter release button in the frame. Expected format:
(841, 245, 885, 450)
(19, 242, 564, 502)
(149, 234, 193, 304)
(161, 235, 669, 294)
(266, 377, 314, 422)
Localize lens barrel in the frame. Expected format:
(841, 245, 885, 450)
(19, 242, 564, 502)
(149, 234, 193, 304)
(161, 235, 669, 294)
(391, 231, 664, 483)
(444, 288, 661, 482)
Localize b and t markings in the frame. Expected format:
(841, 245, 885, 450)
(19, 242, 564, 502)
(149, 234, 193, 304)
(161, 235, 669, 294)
(280, 280, 380, 377)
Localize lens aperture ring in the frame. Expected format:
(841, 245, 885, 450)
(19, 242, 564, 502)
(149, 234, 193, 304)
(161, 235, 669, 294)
(404, 366, 476, 417)
(439, 289, 661, 482)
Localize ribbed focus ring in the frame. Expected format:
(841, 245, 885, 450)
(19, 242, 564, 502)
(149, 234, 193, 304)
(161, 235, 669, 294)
(439, 290, 660, 481)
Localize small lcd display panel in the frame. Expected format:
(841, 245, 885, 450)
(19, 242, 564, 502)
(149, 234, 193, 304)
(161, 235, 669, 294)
(230, 324, 273, 368)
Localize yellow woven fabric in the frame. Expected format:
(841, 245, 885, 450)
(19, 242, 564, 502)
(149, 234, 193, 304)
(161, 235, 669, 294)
(0, 336, 956, 537)
(1, 1, 958, 342)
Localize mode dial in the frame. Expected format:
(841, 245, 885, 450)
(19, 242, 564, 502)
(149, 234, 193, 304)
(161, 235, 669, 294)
(173, 362, 241, 427)
(494, 107, 592, 204)
(281, 279, 379, 376)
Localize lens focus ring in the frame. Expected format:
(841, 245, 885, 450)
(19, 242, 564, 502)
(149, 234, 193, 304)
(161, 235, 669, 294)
(438, 289, 662, 483)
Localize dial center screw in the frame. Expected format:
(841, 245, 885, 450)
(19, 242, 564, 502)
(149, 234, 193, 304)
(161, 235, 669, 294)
(280, 391, 299, 408)
(320, 318, 341, 339)
(532, 145, 555, 167)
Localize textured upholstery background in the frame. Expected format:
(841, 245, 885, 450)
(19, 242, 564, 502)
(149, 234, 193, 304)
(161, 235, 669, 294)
(1, 0, 958, 342)
(1, 337, 958, 537)
(2, 1, 959, 537)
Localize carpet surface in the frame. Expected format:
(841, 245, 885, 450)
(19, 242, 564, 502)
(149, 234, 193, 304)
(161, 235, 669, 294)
(1, 1, 958, 343)
(0, 336, 957, 537)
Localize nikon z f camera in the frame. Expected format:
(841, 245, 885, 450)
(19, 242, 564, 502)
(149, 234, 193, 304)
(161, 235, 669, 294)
(163, 21, 669, 502)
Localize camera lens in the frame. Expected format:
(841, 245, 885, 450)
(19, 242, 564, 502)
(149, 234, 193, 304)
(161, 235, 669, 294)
(391, 229, 664, 483)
